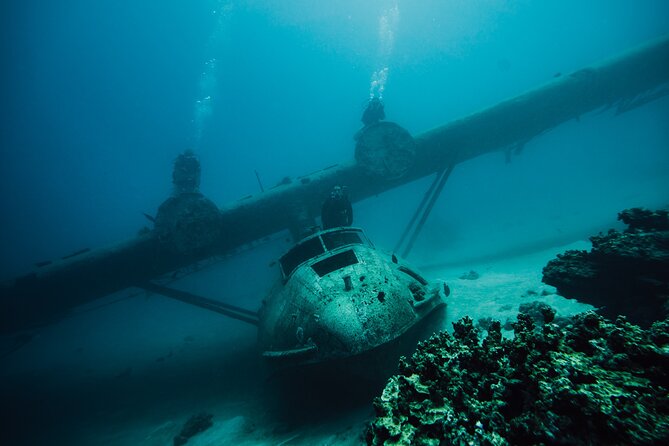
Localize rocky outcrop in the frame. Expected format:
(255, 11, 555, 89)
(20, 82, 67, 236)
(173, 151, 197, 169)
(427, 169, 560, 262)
(367, 311, 669, 445)
(173, 412, 213, 446)
(542, 207, 669, 327)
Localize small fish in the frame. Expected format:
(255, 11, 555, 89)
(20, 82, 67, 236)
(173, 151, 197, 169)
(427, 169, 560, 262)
(143, 212, 156, 223)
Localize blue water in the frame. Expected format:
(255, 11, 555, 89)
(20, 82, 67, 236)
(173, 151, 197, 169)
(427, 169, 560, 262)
(2, 0, 668, 277)
(1, 1, 668, 444)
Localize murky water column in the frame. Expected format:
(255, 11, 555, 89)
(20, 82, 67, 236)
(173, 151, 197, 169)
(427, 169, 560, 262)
(192, 2, 233, 147)
(370, 3, 399, 99)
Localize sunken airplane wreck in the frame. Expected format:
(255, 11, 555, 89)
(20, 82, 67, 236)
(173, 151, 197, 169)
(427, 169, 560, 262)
(143, 227, 449, 371)
(258, 227, 448, 366)
(142, 151, 449, 371)
(1, 36, 669, 371)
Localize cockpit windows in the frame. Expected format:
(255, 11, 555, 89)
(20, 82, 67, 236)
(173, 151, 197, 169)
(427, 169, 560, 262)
(322, 230, 363, 251)
(280, 229, 368, 279)
(311, 249, 359, 277)
(280, 237, 325, 278)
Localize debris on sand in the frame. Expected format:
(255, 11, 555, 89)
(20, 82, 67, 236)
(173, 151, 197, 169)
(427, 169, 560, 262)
(459, 270, 480, 280)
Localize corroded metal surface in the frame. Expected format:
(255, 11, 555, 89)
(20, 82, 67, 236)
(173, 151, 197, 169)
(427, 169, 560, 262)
(154, 192, 222, 256)
(355, 122, 416, 180)
(257, 228, 447, 366)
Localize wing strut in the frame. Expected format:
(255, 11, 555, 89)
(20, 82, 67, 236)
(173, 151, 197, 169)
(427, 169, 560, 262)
(395, 165, 455, 258)
(138, 281, 259, 326)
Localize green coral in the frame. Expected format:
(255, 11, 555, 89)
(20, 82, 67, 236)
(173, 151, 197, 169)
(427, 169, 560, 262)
(367, 311, 669, 445)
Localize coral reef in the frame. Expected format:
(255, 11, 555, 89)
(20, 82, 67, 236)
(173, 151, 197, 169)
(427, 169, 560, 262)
(480, 302, 568, 332)
(619, 207, 669, 232)
(518, 301, 570, 328)
(173, 412, 213, 446)
(542, 207, 669, 327)
(367, 311, 669, 445)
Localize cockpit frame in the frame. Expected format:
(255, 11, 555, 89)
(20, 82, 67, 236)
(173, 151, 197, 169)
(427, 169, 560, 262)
(279, 227, 373, 280)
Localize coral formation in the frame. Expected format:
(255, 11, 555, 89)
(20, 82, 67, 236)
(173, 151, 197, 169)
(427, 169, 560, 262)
(518, 301, 570, 328)
(619, 207, 669, 232)
(367, 311, 669, 445)
(542, 207, 669, 327)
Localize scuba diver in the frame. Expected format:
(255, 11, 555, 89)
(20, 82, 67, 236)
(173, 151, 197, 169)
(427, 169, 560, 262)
(321, 186, 353, 229)
(361, 96, 386, 127)
(172, 149, 201, 195)
(153, 149, 222, 254)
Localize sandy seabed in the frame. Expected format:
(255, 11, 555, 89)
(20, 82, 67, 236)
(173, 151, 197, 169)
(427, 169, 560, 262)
(2, 242, 594, 446)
